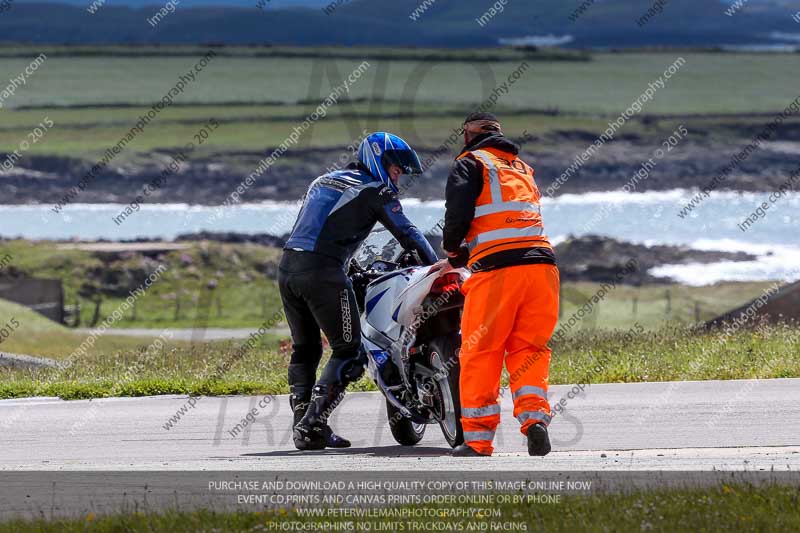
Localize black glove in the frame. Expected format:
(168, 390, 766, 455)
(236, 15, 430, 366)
(447, 245, 470, 268)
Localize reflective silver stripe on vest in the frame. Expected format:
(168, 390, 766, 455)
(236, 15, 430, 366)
(517, 411, 552, 425)
(464, 430, 496, 442)
(462, 403, 502, 419)
(474, 201, 540, 218)
(471, 150, 503, 203)
(512, 385, 548, 402)
(467, 225, 545, 251)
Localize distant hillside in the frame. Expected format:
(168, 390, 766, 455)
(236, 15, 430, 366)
(2, 0, 800, 47)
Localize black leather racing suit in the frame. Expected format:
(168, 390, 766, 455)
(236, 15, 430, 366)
(279, 163, 437, 447)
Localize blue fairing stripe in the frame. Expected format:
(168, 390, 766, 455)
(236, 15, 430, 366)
(366, 288, 390, 314)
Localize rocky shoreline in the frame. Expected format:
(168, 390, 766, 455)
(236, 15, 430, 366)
(174, 232, 756, 285)
(2, 120, 800, 204)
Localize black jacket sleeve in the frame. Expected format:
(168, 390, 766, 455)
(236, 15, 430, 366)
(374, 188, 439, 265)
(443, 155, 483, 253)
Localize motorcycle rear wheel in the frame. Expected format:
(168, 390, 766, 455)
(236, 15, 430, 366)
(427, 333, 464, 448)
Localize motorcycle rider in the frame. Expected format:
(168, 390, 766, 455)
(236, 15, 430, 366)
(280, 132, 438, 451)
(442, 113, 560, 457)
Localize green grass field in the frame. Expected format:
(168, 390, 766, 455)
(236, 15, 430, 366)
(2, 483, 798, 532)
(1, 50, 796, 113)
(0, 240, 284, 332)
(1, 48, 799, 160)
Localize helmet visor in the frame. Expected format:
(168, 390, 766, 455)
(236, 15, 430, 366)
(382, 149, 423, 175)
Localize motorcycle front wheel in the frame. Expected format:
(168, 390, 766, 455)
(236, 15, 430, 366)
(427, 333, 464, 448)
(386, 400, 426, 446)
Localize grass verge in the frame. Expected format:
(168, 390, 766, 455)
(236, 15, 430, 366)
(1, 323, 797, 400)
(1, 483, 798, 532)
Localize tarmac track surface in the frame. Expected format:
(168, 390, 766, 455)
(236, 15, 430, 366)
(2, 378, 799, 472)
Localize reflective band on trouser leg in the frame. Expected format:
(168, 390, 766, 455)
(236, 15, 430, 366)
(461, 405, 501, 456)
(462, 403, 501, 419)
(464, 430, 496, 442)
(504, 264, 560, 435)
(512, 385, 548, 402)
(517, 411, 552, 425)
(459, 269, 513, 456)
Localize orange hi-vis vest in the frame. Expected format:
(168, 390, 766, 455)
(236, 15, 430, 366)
(457, 147, 551, 268)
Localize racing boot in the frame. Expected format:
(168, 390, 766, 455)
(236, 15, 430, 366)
(289, 364, 325, 451)
(322, 424, 351, 448)
(293, 383, 346, 451)
(290, 386, 350, 449)
(526, 423, 551, 456)
(293, 390, 351, 448)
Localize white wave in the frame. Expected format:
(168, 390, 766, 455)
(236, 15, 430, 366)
(542, 188, 796, 206)
(768, 32, 800, 43)
(651, 245, 800, 285)
(686, 239, 799, 256)
(498, 35, 574, 47)
(545, 189, 689, 205)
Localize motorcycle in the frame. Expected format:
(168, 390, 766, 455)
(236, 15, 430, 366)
(349, 236, 469, 448)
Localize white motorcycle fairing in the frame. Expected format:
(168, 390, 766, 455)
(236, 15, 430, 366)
(359, 260, 467, 420)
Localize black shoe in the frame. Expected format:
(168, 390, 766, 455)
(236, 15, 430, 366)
(293, 423, 326, 451)
(450, 444, 490, 457)
(527, 423, 551, 456)
(322, 425, 351, 448)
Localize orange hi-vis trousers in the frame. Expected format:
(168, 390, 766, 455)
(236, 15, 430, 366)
(459, 263, 560, 455)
